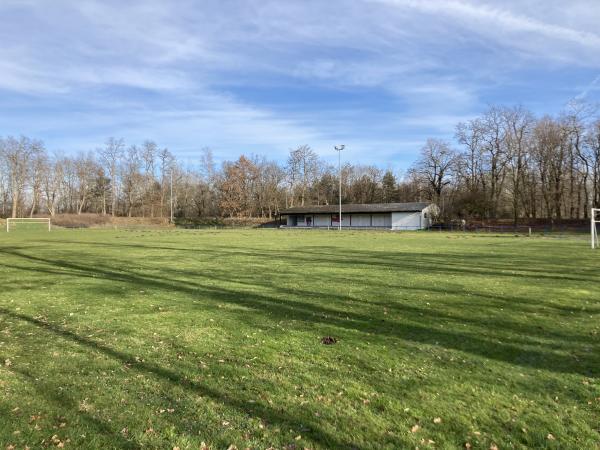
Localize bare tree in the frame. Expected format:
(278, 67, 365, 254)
(413, 139, 457, 205)
(480, 107, 511, 218)
(99, 137, 124, 217)
(532, 117, 569, 218)
(141, 140, 158, 217)
(503, 106, 535, 224)
(158, 148, 174, 218)
(585, 119, 600, 208)
(122, 145, 143, 217)
(0, 136, 41, 217)
(74, 152, 98, 214)
(29, 148, 47, 217)
(456, 121, 484, 192)
(563, 101, 596, 218)
(287, 145, 318, 206)
(43, 154, 65, 216)
(199, 147, 216, 183)
(0, 154, 9, 216)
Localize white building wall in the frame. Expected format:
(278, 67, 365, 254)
(285, 209, 430, 229)
(391, 211, 422, 230)
(372, 213, 392, 227)
(314, 214, 330, 227)
(351, 214, 371, 227)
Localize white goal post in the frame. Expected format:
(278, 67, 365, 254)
(592, 208, 600, 249)
(6, 217, 51, 232)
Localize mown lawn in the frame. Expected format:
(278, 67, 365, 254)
(0, 229, 598, 449)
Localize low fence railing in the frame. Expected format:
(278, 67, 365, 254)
(428, 224, 589, 234)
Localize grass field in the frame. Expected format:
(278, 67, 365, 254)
(0, 229, 598, 449)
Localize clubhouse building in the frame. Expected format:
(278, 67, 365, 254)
(280, 202, 435, 230)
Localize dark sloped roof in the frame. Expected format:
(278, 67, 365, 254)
(281, 202, 431, 214)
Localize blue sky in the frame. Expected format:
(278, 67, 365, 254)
(1, 0, 599, 170)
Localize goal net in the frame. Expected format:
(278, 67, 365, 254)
(6, 218, 51, 232)
(592, 208, 600, 249)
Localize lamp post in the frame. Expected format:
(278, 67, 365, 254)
(170, 168, 174, 224)
(334, 145, 345, 231)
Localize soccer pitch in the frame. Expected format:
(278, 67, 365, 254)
(0, 229, 598, 449)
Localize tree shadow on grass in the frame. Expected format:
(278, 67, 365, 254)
(35, 238, 600, 284)
(175, 263, 599, 343)
(0, 307, 356, 449)
(29, 237, 600, 313)
(244, 244, 600, 284)
(0, 247, 597, 378)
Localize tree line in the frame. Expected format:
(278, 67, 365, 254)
(1, 102, 599, 222)
(414, 102, 600, 222)
(0, 138, 414, 220)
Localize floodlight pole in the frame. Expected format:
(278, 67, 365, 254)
(170, 168, 174, 224)
(334, 145, 345, 231)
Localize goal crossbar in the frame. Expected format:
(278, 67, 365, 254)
(6, 217, 51, 232)
(592, 208, 600, 249)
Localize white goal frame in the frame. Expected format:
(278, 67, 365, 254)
(592, 208, 600, 249)
(6, 217, 51, 232)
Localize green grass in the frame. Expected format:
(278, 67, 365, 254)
(0, 229, 598, 449)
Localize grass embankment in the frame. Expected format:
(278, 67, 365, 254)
(0, 229, 598, 449)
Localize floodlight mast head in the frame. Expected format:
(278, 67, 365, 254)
(334, 144, 345, 151)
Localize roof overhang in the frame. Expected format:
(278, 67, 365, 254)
(281, 202, 432, 215)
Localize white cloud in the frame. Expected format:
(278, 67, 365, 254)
(0, 0, 598, 167)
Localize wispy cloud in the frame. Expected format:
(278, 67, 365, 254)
(0, 0, 598, 167)
(575, 75, 600, 100)
(375, 0, 600, 64)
